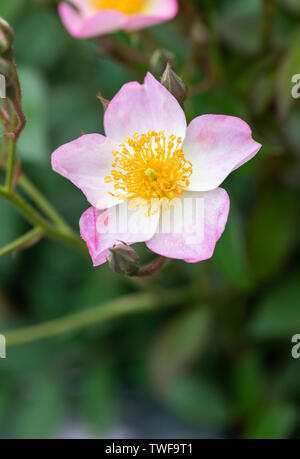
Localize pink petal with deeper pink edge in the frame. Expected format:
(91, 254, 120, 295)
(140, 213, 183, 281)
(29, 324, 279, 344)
(58, 0, 178, 38)
(80, 203, 160, 266)
(104, 73, 187, 142)
(183, 115, 262, 192)
(58, 2, 126, 38)
(51, 134, 120, 210)
(124, 0, 178, 30)
(146, 188, 230, 263)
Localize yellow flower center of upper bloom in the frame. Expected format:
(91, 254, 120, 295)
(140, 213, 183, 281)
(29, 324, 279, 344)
(105, 131, 193, 213)
(91, 0, 144, 15)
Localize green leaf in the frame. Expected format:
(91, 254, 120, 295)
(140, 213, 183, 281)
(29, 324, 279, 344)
(245, 404, 297, 439)
(48, 83, 100, 145)
(167, 376, 233, 429)
(192, 87, 249, 121)
(217, 0, 262, 55)
(17, 67, 50, 165)
(213, 207, 254, 291)
(248, 188, 297, 280)
(14, 375, 64, 439)
(150, 307, 212, 390)
(81, 366, 118, 431)
(249, 271, 300, 339)
(0, 0, 25, 23)
(231, 353, 266, 419)
(276, 360, 300, 399)
(14, 9, 68, 71)
(250, 71, 276, 116)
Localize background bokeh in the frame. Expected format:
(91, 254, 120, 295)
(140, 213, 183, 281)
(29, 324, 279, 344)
(0, 0, 300, 439)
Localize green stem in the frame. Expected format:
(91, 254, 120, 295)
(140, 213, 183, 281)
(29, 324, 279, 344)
(0, 227, 44, 257)
(5, 289, 189, 347)
(1, 162, 79, 239)
(18, 173, 71, 230)
(4, 138, 16, 192)
(0, 186, 87, 254)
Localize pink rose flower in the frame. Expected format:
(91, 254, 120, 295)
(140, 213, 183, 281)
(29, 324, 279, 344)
(58, 0, 178, 38)
(52, 73, 261, 266)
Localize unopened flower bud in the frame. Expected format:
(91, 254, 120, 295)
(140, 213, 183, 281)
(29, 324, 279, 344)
(150, 49, 175, 78)
(109, 243, 140, 277)
(0, 18, 14, 55)
(161, 62, 187, 107)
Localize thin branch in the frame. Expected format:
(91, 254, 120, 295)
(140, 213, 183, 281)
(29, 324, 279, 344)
(1, 161, 79, 237)
(11, 98, 26, 141)
(18, 173, 72, 230)
(0, 227, 44, 258)
(4, 137, 16, 191)
(4, 289, 189, 347)
(0, 186, 87, 254)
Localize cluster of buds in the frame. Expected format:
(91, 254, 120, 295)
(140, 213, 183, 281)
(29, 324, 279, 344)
(0, 17, 25, 141)
(0, 18, 18, 102)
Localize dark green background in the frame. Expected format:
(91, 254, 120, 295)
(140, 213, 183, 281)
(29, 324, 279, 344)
(0, 0, 300, 439)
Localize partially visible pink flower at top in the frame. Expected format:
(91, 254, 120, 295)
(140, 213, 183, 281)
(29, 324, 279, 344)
(52, 73, 262, 266)
(58, 0, 178, 38)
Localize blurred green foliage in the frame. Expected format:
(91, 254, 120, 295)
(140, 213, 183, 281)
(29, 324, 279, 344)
(0, 0, 300, 439)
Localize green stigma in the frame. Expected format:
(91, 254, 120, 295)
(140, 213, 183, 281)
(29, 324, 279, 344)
(145, 168, 158, 181)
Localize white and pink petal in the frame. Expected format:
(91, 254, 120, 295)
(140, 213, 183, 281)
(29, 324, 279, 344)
(104, 73, 187, 143)
(58, 0, 178, 38)
(124, 0, 178, 30)
(183, 115, 262, 192)
(51, 134, 119, 210)
(80, 203, 160, 266)
(146, 188, 230, 263)
(58, 1, 126, 38)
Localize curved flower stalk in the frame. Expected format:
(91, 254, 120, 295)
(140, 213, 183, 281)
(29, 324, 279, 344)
(52, 73, 262, 266)
(58, 0, 178, 38)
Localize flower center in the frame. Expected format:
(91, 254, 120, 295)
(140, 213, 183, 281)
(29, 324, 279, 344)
(105, 131, 193, 213)
(90, 0, 144, 15)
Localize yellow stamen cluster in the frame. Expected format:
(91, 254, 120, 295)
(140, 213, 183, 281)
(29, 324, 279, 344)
(91, 0, 144, 15)
(105, 131, 193, 214)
